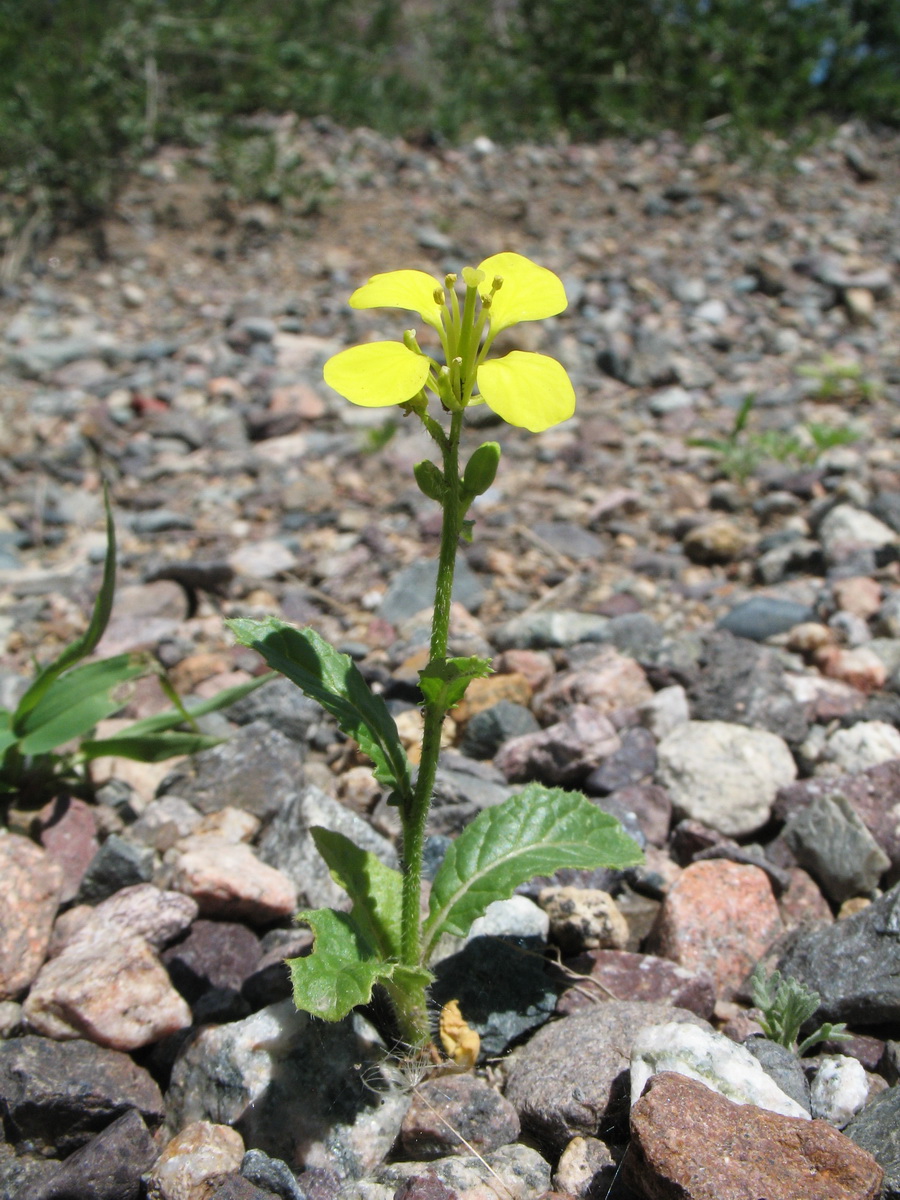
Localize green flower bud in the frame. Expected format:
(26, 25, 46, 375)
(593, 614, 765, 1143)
(414, 459, 445, 503)
(462, 441, 501, 498)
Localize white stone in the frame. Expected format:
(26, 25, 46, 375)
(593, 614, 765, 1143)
(810, 1054, 869, 1127)
(638, 685, 690, 740)
(819, 720, 900, 774)
(655, 720, 797, 837)
(630, 1022, 810, 1119)
(468, 896, 549, 943)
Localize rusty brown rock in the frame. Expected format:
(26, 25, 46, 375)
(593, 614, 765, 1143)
(646, 860, 783, 999)
(626, 1071, 883, 1200)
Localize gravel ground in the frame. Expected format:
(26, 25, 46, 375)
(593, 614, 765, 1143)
(1, 118, 900, 1200)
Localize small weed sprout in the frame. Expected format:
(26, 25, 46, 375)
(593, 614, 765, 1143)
(797, 355, 882, 405)
(687, 393, 861, 483)
(750, 965, 850, 1056)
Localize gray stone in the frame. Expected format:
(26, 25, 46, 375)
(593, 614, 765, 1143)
(819, 504, 897, 566)
(689, 630, 809, 743)
(257, 784, 397, 910)
(428, 755, 516, 836)
(76, 834, 155, 904)
(158, 721, 306, 823)
(165, 1001, 405, 1180)
(783, 791, 890, 903)
(374, 1144, 551, 1200)
(777, 882, 900, 1025)
(460, 700, 540, 759)
(819, 721, 900, 775)
(0, 1035, 164, 1156)
(16, 1108, 156, 1200)
(844, 1084, 900, 1199)
(717, 596, 814, 642)
(225, 676, 323, 745)
(400, 1073, 520, 1159)
(743, 1037, 811, 1113)
(492, 610, 610, 651)
(241, 1149, 305, 1200)
(495, 705, 621, 787)
(605, 612, 664, 660)
(656, 719, 797, 837)
(532, 522, 606, 561)
(378, 556, 485, 622)
(503, 1001, 709, 1150)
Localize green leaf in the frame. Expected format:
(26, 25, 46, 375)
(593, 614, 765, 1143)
(421, 783, 644, 961)
(16, 654, 151, 755)
(227, 617, 412, 805)
(78, 731, 223, 763)
(418, 655, 492, 711)
(288, 907, 396, 1022)
(14, 484, 117, 732)
(311, 826, 403, 960)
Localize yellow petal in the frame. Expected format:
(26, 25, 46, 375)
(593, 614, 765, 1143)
(477, 252, 567, 334)
(349, 269, 444, 330)
(476, 351, 576, 432)
(323, 342, 431, 407)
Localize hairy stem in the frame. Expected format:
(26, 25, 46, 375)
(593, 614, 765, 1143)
(397, 409, 464, 1046)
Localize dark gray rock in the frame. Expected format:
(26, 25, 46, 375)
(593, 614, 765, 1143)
(162, 919, 262, 1007)
(431, 936, 557, 1059)
(783, 791, 890, 904)
(17, 1109, 156, 1200)
(717, 596, 814, 642)
(379, 557, 485, 622)
(605, 612, 664, 661)
(428, 754, 516, 836)
(257, 784, 397, 910)
(460, 701, 540, 759)
(226, 676, 323, 745)
(777, 882, 900, 1025)
(743, 1037, 811, 1113)
(76, 834, 155, 904)
(688, 630, 809, 744)
(532, 522, 606, 561)
(584, 726, 656, 795)
(844, 1084, 900, 1199)
(158, 720, 306, 822)
(131, 509, 196, 534)
(0, 1035, 163, 1156)
(241, 1149, 305, 1200)
(400, 1073, 520, 1159)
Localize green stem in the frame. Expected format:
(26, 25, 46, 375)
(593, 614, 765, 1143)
(397, 409, 464, 1044)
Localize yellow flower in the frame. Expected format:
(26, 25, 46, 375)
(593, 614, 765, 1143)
(323, 252, 575, 433)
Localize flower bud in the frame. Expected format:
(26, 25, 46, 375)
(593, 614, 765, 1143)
(414, 459, 445, 503)
(462, 441, 501, 497)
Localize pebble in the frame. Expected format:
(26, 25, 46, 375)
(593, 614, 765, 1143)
(0, 834, 63, 999)
(810, 1054, 870, 1127)
(145, 1122, 246, 1200)
(399, 1073, 520, 1159)
(556, 949, 715, 1020)
(656, 720, 797, 837)
(647, 859, 783, 999)
(503, 1000, 709, 1151)
(627, 1071, 883, 1200)
(538, 886, 630, 954)
(782, 791, 890, 903)
(630, 1022, 810, 1118)
(494, 705, 621, 786)
(777, 882, 900, 1025)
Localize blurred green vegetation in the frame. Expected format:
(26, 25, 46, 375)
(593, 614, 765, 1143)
(1, 0, 898, 227)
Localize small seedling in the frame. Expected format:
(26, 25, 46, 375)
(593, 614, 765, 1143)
(797, 355, 882, 405)
(750, 964, 850, 1056)
(230, 253, 643, 1052)
(0, 488, 270, 819)
(688, 393, 860, 483)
